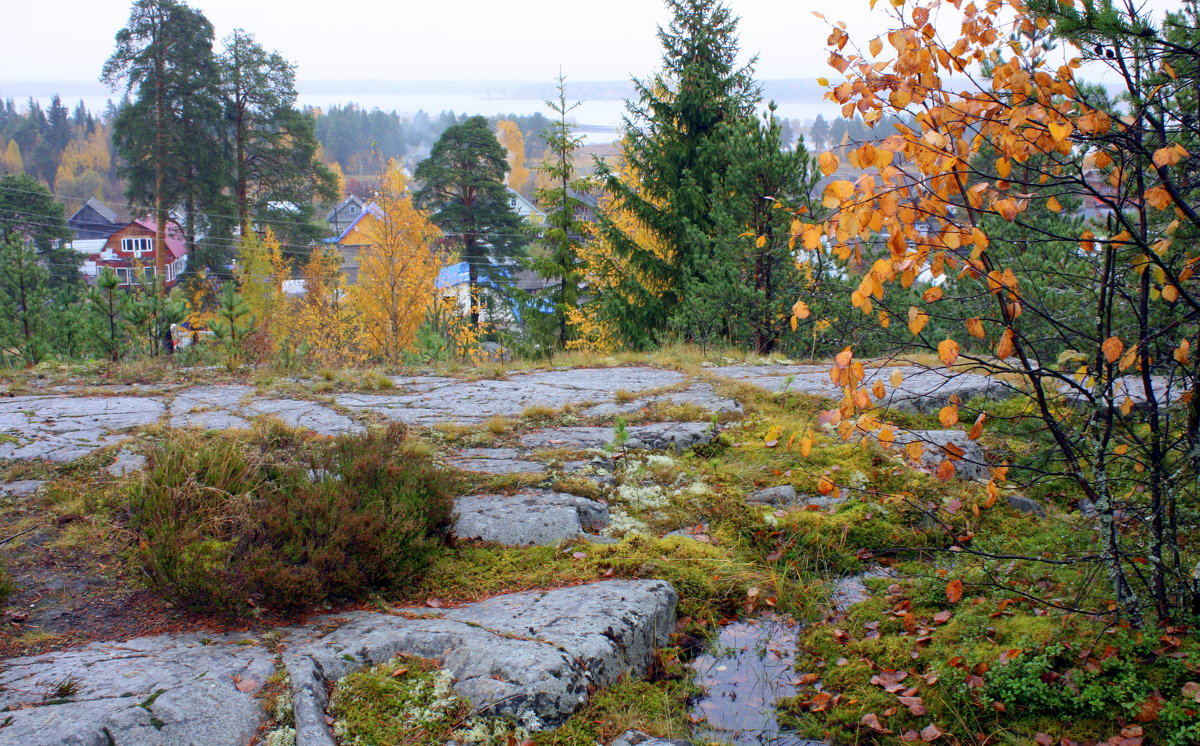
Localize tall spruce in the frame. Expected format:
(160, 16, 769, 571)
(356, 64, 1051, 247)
(595, 0, 761, 346)
(533, 75, 590, 348)
(414, 116, 528, 326)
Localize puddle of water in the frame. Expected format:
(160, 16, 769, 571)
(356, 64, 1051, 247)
(688, 614, 825, 746)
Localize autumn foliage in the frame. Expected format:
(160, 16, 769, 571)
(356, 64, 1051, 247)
(795, 0, 1200, 624)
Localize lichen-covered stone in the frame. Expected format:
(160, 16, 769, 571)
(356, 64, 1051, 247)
(454, 490, 608, 545)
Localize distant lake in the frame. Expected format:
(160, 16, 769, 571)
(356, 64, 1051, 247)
(7, 84, 840, 144)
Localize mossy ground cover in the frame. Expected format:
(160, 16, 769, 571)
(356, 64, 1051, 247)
(2, 352, 1195, 744)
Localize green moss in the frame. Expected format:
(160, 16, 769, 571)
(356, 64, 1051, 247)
(533, 650, 699, 744)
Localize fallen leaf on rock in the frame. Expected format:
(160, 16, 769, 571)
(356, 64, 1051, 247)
(233, 676, 258, 693)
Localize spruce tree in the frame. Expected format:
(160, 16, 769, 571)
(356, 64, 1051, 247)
(594, 0, 761, 345)
(532, 75, 590, 348)
(414, 115, 528, 326)
(86, 268, 129, 363)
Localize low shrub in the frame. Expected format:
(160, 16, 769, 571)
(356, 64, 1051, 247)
(124, 424, 459, 614)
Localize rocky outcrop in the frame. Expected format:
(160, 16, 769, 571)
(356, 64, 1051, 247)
(286, 580, 678, 744)
(454, 489, 609, 545)
(521, 422, 717, 453)
(0, 581, 679, 746)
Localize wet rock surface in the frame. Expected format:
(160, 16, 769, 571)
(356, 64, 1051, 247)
(521, 422, 716, 452)
(454, 489, 609, 545)
(286, 580, 678, 744)
(0, 581, 676, 746)
(582, 383, 741, 417)
(611, 731, 692, 746)
(0, 396, 164, 462)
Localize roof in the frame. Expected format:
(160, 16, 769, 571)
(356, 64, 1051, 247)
(71, 197, 118, 224)
(324, 201, 384, 244)
(326, 195, 366, 223)
(122, 219, 188, 260)
(436, 262, 471, 289)
(507, 187, 545, 219)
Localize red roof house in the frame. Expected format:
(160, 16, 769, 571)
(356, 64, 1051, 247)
(91, 219, 190, 288)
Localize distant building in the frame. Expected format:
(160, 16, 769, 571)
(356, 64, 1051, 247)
(508, 187, 546, 225)
(326, 196, 367, 235)
(84, 219, 189, 288)
(324, 201, 383, 284)
(67, 198, 121, 240)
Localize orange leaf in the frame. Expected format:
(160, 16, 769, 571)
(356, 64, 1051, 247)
(1046, 196, 1063, 213)
(965, 318, 985, 339)
(1102, 336, 1124, 364)
(946, 579, 964, 604)
(936, 459, 956, 481)
(818, 151, 840, 177)
(800, 437, 813, 457)
(1153, 146, 1181, 168)
(939, 404, 959, 427)
(967, 413, 986, 440)
(908, 307, 929, 335)
(794, 300, 812, 319)
(905, 441, 924, 462)
(922, 286, 944, 303)
(996, 328, 1015, 358)
(938, 339, 960, 367)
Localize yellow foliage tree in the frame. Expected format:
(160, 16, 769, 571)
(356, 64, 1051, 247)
(292, 245, 365, 368)
(1, 140, 24, 175)
(495, 119, 530, 194)
(234, 228, 290, 360)
(350, 162, 443, 364)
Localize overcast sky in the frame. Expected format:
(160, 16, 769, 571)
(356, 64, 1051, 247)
(0, 0, 1181, 84)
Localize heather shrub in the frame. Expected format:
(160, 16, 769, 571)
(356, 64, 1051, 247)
(125, 424, 458, 613)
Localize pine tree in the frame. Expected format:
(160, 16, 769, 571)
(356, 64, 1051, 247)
(103, 0, 226, 282)
(594, 0, 761, 345)
(532, 75, 591, 349)
(219, 29, 337, 241)
(0, 236, 51, 365)
(0, 173, 76, 287)
(209, 282, 256, 371)
(86, 268, 129, 362)
(414, 115, 529, 326)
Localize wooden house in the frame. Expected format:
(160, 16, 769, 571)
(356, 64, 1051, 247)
(91, 219, 189, 288)
(67, 198, 121, 240)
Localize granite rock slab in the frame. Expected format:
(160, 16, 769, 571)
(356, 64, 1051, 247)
(454, 489, 609, 545)
(446, 447, 547, 475)
(521, 422, 716, 452)
(285, 580, 678, 744)
(0, 396, 165, 462)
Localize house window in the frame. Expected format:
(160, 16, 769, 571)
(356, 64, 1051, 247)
(121, 237, 154, 257)
(347, 206, 359, 216)
(115, 267, 131, 285)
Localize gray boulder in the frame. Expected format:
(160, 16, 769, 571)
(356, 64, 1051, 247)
(889, 429, 990, 481)
(747, 485, 797, 506)
(286, 580, 679, 744)
(454, 490, 609, 545)
(611, 730, 691, 746)
(1006, 494, 1047, 518)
